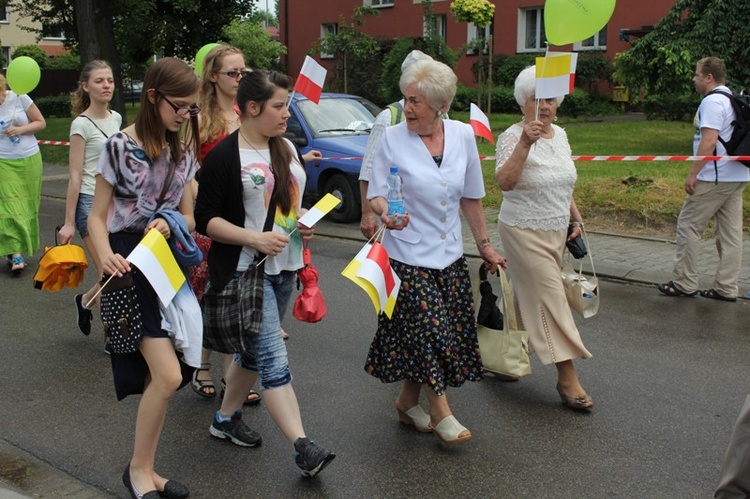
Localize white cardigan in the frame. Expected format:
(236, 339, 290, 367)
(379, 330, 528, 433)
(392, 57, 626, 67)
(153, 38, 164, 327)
(367, 119, 485, 270)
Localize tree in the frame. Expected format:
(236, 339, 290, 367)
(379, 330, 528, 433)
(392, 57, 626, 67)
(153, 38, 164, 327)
(309, 6, 380, 94)
(614, 0, 750, 100)
(450, 0, 495, 114)
(9, 0, 256, 117)
(223, 18, 286, 70)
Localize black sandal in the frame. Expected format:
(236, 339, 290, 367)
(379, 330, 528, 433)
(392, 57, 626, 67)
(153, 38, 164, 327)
(699, 288, 737, 302)
(191, 363, 216, 399)
(657, 281, 697, 297)
(220, 378, 262, 406)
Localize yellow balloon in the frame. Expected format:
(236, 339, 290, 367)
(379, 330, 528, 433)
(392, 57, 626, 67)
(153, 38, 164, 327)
(6, 56, 41, 95)
(544, 0, 616, 46)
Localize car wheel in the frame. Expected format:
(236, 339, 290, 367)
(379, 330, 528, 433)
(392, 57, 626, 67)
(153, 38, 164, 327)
(323, 174, 358, 223)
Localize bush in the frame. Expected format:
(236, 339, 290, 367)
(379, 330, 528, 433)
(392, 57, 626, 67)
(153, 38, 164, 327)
(378, 36, 457, 105)
(575, 53, 613, 92)
(642, 93, 700, 121)
(470, 54, 509, 85)
(495, 53, 541, 87)
(11, 45, 50, 69)
(35, 94, 71, 118)
(47, 52, 81, 70)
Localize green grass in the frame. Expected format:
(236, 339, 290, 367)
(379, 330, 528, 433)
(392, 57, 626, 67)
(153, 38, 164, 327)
(39, 107, 747, 235)
(37, 103, 140, 165)
(451, 111, 748, 236)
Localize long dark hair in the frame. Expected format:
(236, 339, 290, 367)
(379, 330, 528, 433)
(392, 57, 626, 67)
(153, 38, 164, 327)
(236, 70, 294, 215)
(136, 57, 201, 163)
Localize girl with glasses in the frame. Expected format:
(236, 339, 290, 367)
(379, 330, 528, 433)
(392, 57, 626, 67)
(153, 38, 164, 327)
(59, 60, 122, 338)
(88, 57, 201, 499)
(188, 45, 265, 404)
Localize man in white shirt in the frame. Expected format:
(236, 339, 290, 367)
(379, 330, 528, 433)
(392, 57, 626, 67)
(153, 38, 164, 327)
(658, 56, 750, 301)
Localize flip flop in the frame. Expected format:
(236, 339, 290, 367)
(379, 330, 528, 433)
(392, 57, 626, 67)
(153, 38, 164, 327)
(657, 281, 697, 297)
(699, 288, 737, 302)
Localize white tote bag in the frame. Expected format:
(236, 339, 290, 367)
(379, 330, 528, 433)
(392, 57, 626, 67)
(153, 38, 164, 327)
(561, 228, 600, 319)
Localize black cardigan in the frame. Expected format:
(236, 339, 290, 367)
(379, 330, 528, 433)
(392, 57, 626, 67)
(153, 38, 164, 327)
(194, 130, 246, 292)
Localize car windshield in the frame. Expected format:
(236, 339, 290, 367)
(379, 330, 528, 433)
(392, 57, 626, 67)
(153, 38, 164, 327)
(297, 97, 379, 137)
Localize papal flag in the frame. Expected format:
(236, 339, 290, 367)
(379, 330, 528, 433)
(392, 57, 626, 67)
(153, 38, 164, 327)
(126, 229, 185, 307)
(294, 55, 327, 104)
(535, 52, 578, 99)
(297, 193, 341, 228)
(342, 241, 400, 318)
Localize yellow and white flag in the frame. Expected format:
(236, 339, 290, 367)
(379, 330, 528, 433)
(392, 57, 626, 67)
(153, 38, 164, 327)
(342, 241, 400, 318)
(126, 229, 185, 306)
(298, 193, 342, 228)
(535, 52, 578, 99)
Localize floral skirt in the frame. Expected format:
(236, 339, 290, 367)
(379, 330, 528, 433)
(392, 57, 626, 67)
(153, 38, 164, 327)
(364, 256, 483, 395)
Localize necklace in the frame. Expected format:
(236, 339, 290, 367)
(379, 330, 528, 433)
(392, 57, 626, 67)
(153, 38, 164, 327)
(239, 128, 271, 166)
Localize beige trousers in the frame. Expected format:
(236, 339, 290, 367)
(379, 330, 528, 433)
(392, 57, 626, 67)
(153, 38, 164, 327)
(498, 223, 592, 365)
(672, 180, 746, 297)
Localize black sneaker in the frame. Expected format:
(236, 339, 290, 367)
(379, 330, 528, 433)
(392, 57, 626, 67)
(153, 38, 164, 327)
(74, 294, 93, 336)
(293, 437, 336, 477)
(209, 410, 262, 447)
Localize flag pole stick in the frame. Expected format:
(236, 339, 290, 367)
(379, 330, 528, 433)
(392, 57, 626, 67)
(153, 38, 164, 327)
(536, 43, 551, 121)
(85, 273, 116, 308)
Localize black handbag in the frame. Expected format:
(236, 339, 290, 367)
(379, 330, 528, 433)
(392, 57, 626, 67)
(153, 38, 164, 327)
(566, 224, 588, 259)
(100, 272, 143, 354)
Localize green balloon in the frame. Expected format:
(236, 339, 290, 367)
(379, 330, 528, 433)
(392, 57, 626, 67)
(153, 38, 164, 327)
(6, 56, 41, 95)
(195, 43, 221, 77)
(544, 0, 616, 46)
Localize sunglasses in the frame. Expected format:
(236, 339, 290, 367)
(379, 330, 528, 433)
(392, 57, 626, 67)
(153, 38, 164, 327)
(215, 69, 249, 79)
(157, 91, 200, 117)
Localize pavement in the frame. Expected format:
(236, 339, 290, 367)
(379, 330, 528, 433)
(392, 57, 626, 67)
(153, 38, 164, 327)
(1, 162, 749, 498)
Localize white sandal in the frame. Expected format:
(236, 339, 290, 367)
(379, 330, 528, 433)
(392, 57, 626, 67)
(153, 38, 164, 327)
(396, 405, 432, 433)
(430, 415, 472, 444)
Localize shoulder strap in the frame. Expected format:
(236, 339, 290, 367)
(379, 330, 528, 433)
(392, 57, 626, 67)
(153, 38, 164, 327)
(80, 114, 111, 139)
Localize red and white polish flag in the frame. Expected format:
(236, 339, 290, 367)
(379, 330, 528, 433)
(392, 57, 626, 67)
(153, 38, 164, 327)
(470, 103, 494, 144)
(293, 56, 327, 104)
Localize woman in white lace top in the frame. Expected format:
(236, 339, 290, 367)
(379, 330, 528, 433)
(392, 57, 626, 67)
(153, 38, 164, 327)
(494, 65, 593, 411)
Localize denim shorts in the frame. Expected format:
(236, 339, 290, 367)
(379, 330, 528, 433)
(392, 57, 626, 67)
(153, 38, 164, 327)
(236, 270, 295, 390)
(75, 193, 94, 238)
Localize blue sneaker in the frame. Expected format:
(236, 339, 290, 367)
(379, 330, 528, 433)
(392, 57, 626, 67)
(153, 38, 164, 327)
(293, 437, 335, 477)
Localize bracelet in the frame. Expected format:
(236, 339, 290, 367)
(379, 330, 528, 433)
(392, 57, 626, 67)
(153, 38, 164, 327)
(569, 221, 583, 227)
(477, 237, 491, 248)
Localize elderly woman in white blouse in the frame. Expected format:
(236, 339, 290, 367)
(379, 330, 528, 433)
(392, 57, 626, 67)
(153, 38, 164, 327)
(494, 65, 593, 411)
(366, 58, 506, 445)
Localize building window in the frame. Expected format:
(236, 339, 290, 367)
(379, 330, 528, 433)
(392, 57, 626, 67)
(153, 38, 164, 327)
(0, 4, 8, 23)
(518, 7, 546, 52)
(42, 24, 65, 40)
(320, 23, 337, 59)
(466, 22, 491, 55)
(424, 14, 447, 40)
(2, 47, 10, 68)
(368, 0, 394, 7)
(574, 25, 607, 51)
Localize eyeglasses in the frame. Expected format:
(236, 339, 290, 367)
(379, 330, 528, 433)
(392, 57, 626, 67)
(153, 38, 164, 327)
(157, 91, 200, 117)
(215, 69, 249, 79)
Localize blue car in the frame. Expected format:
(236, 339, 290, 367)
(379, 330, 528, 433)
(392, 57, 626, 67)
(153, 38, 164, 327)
(285, 92, 381, 223)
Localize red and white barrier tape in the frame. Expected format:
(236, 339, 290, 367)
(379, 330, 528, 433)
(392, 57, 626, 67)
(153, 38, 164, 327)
(35, 142, 750, 163)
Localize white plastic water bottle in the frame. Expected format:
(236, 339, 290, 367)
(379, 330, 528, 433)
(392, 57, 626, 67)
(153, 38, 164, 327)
(0, 121, 19, 144)
(386, 166, 405, 222)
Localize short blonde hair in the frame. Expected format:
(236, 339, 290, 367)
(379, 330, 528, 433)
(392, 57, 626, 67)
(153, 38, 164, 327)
(514, 65, 565, 107)
(399, 59, 457, 112)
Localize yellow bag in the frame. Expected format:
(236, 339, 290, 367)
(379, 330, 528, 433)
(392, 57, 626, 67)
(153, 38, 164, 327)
(476, 267, 531, 378)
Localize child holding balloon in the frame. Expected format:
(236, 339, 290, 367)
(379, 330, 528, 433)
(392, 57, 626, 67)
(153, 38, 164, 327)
(0, 63, 47, 276)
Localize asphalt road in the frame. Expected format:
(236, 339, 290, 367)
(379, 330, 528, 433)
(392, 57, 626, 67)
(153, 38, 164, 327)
(1, 196, 749, 498)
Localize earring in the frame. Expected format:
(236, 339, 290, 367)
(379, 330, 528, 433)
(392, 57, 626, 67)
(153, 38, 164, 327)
(553, 116, 558, 123)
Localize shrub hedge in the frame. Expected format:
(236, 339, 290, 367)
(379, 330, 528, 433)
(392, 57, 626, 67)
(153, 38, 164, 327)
(35, 94, 71, 118)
